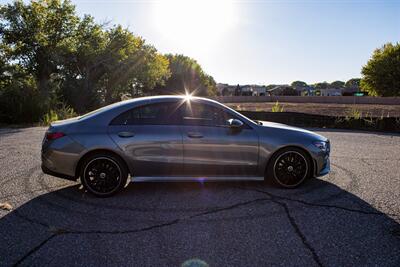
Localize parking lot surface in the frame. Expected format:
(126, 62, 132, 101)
(0, 127, 400, 266)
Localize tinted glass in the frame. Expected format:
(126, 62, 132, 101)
(183, 102, 233, 126)
(111, 102, 181, 125)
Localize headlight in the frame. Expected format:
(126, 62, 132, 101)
(313, 141, 329, 152)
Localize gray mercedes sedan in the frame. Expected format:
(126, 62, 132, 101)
(41, 95, 330, 197)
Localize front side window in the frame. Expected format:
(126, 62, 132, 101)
(110, 102, 181, 125)
(183, 102, 233, 127)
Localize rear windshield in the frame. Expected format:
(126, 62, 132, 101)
(78, 102, 123, 120)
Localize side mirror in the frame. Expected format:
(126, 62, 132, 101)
(227, 118, 244, 129)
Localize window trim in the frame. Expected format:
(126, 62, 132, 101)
(108, 99, 253, 129)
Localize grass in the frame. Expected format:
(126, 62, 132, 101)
(271, 101, 284, 112)
(41, 104, 77, 126)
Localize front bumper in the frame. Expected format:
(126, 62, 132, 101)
(308, 140, 331, 177)
(316, 157, 330, 177)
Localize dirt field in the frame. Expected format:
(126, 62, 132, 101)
(226, 102, 400, 117)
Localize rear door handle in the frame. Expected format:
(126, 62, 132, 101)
(187, 132, 203, 138)
(118, 131, 135, 138)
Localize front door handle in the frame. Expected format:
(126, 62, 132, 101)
(187, 132, 203, 138)
(118, 131, 135, 138)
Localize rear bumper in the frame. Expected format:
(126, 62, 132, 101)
(41, 164, 77, 181)
(41, 135, 82, 180)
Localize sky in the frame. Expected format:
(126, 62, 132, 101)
(3, 0, 400, 85)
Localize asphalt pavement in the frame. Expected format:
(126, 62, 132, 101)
(0, 127, 400, 266)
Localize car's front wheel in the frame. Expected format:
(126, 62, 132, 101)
(80, 153, 128, 197)
(267, 147, 311, 188)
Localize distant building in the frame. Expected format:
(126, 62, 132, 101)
(216, 83, 267, 96)
(293, 85, 316, 96)
(217, 83, 353, 97)
(251, 85, 267, 96)
(217, 83, 237, 96)
(318, 88, 342, 96)
(267, 85, 299, 96)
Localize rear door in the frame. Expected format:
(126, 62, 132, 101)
(108, 101, 183, 177)
(181, 101, 259, 177)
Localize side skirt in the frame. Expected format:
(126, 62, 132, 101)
(131, 176, 264, 182)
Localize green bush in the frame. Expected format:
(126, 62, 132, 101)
(41, 104, 77, 126)
(41, 110, 59, 126)
(345, 108, 362, 120)
(0, 83, 45, 124)
(271, 101, 284, 112)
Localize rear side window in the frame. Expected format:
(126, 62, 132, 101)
(110, 102, 182, 125)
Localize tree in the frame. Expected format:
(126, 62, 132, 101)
(234, 84, 241, 96)
(278, 86, 298, 96)
(61, 22, 170, 111)
(1, 0, 171, 118)
(313, 82, 329, 89)
(0, 0, 79, 101)
(330, 80, 345, 88)
(154, 54, 217, 96)
(60, 15, 108, 112)
(361, 42, 400, 96)
(291, 81, 307, 88)
(265, 84, 277, 90)
(345, 78, 361, 89)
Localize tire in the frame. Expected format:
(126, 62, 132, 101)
(266, 147, 311, 188)
(80, 153, 128, 197)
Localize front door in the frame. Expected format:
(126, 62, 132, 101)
(181, 101, 259, 177)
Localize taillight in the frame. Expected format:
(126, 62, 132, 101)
(46, 132, 65, 140)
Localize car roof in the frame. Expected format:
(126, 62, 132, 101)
(117, 95, 219, 108)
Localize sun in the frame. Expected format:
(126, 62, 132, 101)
(152, 0, 236, 49)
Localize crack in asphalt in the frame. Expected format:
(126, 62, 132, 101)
(271, 199, 323, 267)
(11, 197, 271, 266)
(12, 185, 400, 266)
(238, 187, 400, 217)
(12, 234, 57, 267)
(188, 197, 271, 219)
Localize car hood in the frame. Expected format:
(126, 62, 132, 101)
(257, 120, 328, 141)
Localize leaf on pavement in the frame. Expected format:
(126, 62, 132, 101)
(0, 202, 13, 211)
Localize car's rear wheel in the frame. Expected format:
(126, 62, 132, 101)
(267, 147, 311, 188)
(80, 153, 128, 197)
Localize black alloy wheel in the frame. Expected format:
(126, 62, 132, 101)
(268, 148, 310, 188)
(81, 154, 128, 197)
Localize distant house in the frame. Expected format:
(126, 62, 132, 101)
(251, 85, 267, 96)
(217, 83, 237, 96)
(267, 85, 299, 96)
(240, 85, 253, 96)
(318, 88, 342, 96)
(217, 83, 267, 96)
(293, 85, 316, 96)
(240, 85, 267, 96)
